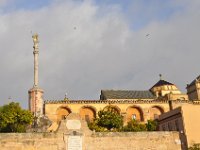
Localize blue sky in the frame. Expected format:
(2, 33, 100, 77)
(2, 0, 185, 30)
(2, 0, 52, 11)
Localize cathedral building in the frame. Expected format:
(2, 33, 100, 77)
(44, 77, 190, 131)
(28, 34, 200, 131)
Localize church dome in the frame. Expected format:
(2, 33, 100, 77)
(150, 75, 181, 97)
(150, 79, 174, 89)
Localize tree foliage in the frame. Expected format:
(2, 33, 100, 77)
(89, 106, 123, 131)
(0, 102, 33, 132)
(88, 106, 158, 132)
(123, 120, 147, 132)
(146, 120, 157, 131)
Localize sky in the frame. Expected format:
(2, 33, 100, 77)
(0, 0, 200, 108)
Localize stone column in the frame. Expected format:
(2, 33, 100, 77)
(33, 34, 39, 87)
(28, 33, 44, 117)
(143, 108, 150, 122)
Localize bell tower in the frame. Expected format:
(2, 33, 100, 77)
(28, 33, 44, 117)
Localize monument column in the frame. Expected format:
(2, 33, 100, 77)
(33, 34, 39, 87)
(28, 33, 44, 117)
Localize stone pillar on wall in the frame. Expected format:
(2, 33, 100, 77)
(58, 113, 92, 150)
(143, 108, 150, 122)
(28, 33, 44, 117)
(121, 112, 127, 125)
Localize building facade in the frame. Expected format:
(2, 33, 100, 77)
(44, 78, 190, 131)
(158, 104, 200, 150)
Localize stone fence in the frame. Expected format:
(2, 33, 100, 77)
(0, 131, 181, 150)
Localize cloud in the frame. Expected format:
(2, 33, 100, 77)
(0, 0, 10, 6)
(0, 0, 16, 11)
(0, 0, 199, 108)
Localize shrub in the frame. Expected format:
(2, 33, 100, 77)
(123, 120, 147, 132)
(146, 120, 158, 131)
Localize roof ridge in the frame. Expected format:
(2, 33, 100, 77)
(150, 79, 174, 89)
(188, 74, 200, 86)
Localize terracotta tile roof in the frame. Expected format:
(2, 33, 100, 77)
(100, 90, 155, 100)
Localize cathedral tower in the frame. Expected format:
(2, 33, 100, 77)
(28, 33, 44, 117)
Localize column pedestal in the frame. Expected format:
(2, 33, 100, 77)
(28, 87, 44, 117)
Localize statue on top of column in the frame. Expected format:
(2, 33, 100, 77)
(32, 33, 39, 49)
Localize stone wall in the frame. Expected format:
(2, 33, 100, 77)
(0, 131, 181, 150)
(85, 132, 181, 150)
(0, 133, 64, 150)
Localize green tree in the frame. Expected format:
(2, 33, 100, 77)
(0, 102, 33, 132)
(146, 120, 158, 131)
(123, 120, 147, 132)
(88, 106, 123, 131)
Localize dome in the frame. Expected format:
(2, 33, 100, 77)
(150, 76, 181, 97)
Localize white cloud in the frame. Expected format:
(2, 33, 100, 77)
(0, 0, 200, 108)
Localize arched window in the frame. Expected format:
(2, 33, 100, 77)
(149, 106, 164, 120)
(80, 106, 96, 123)
(56, 107, 71, 122)
(126, 106, 144, 122)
